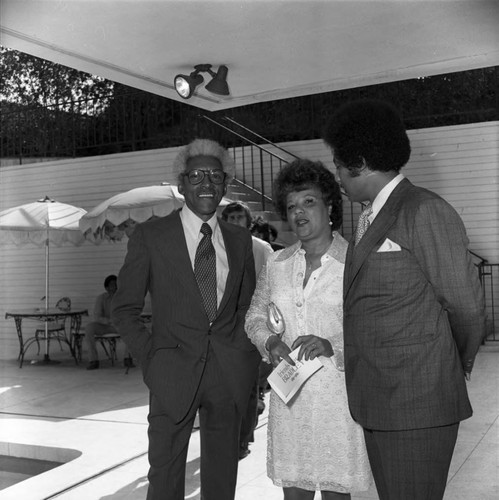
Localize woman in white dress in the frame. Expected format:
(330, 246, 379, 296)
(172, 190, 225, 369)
(245, 159, 371, 500)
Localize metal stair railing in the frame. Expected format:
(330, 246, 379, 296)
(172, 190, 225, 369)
(201, 113, 360, 236)
(221, 116, 302, 161)
(201, 114, 299, 211)
(470, 251, 498, 342)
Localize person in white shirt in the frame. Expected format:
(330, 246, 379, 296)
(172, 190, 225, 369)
(221, 201, 274, 277)
(221, 200, 274, 459)
(85, 274, 118, 370)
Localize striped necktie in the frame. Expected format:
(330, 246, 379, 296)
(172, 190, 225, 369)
(194, 223, 217, 322)
(355, 203, 373, 245)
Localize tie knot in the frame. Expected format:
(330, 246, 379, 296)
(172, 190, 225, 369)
(354, 203, 373, 245)
(200, 223, 212, 237)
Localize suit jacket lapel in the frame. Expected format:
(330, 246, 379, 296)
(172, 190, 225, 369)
(158, 214, 245, 322)
(157, 211, 201, 300)
(344, 178, 412, 298)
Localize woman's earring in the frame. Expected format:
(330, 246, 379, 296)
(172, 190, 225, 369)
(329, 220, 333, 226)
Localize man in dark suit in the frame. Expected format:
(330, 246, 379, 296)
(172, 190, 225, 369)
(323, 100, 486, 500)
(111, 139, 261, 500)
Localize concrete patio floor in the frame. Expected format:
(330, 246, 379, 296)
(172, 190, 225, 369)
(0, 341, 497, 500)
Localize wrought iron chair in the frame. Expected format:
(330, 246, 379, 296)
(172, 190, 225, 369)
(74, 329, 121, 366)
(34, 297, 72, 353)
(95, 332, 121, 365)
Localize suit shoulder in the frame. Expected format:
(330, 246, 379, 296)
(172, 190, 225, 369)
(411, 184, 445, 202)
(398, 181, 452, 211)
(396, 182, 464, 232)
(137, 210, 180, 232)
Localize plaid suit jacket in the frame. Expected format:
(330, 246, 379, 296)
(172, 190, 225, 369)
(112, 209, 260, 423)
(343, 178, 486, 430)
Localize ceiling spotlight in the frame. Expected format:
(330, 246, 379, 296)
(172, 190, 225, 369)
(174, 72, 204, 99)
(205, 65, 229, 96)
(174, 64, 229, 99)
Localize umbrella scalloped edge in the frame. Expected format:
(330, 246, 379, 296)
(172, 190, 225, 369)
(79, 202, 182, 234)
(0, 229, 85, 247)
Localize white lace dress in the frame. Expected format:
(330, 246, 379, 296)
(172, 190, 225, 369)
(245, 233, 372, 493)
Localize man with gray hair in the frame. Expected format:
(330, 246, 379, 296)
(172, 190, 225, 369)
(112, 138, 261, 500)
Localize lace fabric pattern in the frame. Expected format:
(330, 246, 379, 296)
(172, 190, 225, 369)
(245, 233, 372, 492)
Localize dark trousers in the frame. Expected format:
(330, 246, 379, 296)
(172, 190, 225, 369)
(146, 349, 241, 500)
(363, 423, 459, 500)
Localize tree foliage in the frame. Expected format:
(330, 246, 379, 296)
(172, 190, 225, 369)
(1, 45, 497, 160)
(0, 46, 115, 109)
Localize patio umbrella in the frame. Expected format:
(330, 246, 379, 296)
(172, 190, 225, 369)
(79, 182, 232, 242)
(0, 196, 87, 362)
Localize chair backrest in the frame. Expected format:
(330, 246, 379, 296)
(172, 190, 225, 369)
(56, 297, 71, 312)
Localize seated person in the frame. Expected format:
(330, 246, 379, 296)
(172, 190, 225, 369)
(86, 274, 118, 370)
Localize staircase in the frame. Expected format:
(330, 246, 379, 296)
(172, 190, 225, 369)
(204, 114, 361, 245)
(203, 114, 300, 246)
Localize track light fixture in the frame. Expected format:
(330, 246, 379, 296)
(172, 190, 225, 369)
(174, 64, 230, 99)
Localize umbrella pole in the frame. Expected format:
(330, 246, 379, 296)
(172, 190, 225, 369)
(44, 234, 50, 361)
(36, 234, 60, 365)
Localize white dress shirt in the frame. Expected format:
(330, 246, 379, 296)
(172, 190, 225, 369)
(179, 205, 229, 307)
(251, 236, 274, 277)
(369, 173, 405, 224)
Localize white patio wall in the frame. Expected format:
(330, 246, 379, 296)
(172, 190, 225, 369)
(1, 121, 498, 357)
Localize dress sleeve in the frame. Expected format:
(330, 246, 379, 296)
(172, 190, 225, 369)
(245, 259, 274, 363)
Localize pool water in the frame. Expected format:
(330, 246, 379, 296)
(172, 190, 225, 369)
(0, 455, 64, 489)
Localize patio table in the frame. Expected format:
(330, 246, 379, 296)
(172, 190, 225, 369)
(5, 308, 88, 367)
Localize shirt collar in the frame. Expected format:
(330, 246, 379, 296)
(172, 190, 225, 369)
(276, 231, 347, 264)
(180, 204, 219, 238)
(371, 173, 405, 220)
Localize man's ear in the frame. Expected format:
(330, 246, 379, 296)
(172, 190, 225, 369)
(358, 158, 375, 178)
(223, 184, 228, 195)
(178, 183, 184, 195)
(361, 159, 379, 180)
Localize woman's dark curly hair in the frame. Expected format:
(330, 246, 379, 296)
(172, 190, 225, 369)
(323, 99, 411, 173)
(273, 159, 343, 231)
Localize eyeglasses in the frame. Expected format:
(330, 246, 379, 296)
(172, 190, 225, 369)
(183, 168, 227, 185)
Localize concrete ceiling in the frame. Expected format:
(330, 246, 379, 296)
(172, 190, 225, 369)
(2, 0, 499, 112)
